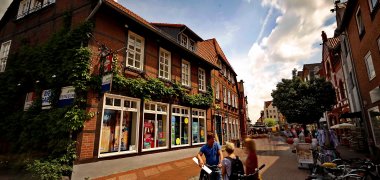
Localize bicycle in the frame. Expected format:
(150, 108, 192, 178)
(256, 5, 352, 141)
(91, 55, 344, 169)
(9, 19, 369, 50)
(199, 165, 221, 180)
(243, 164, 266, 179)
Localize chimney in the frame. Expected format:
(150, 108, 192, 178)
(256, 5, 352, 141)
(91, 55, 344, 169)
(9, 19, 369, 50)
(321, 31, 327, 42)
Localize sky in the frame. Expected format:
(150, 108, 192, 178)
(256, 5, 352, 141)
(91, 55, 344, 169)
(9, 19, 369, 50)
(0, 0, 337, 124)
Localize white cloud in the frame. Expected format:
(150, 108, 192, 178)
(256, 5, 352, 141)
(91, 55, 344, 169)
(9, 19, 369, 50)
(239, 0, 336, 123)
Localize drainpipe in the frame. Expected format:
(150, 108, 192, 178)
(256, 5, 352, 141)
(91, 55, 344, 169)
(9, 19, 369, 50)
(86, 0, 103, 21)
(177, 26, 187, 42)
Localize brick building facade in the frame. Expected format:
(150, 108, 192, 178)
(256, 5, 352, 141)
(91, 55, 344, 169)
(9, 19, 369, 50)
(0, 0, 246, 164)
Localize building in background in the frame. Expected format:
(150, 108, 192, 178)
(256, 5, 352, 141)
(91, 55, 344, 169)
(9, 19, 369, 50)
(196, 38, 241, 144)
(321, 31, 350, 127)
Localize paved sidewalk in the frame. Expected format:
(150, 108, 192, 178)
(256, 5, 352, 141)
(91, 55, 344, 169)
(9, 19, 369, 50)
(75, 135, 371, 180)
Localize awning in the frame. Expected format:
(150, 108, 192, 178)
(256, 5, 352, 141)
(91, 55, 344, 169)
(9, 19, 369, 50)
(339, 111, 361, 119)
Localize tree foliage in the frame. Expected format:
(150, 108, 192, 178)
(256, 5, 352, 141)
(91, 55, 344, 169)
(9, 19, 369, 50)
(271, 77, 336, 125)
(264, 118, 278, 127)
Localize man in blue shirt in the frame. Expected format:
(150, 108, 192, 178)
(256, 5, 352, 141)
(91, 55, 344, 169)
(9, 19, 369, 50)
(197, 133, 223, 180)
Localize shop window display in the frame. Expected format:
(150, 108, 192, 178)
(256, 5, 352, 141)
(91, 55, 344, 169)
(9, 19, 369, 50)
(99, 94, 140, 157)
(192, 109, 206, 144)
(171, 106, 190, 147)
(143, 102, 169, 150)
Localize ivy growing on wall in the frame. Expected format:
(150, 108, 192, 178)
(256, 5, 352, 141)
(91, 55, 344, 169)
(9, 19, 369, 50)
(0, 19, 94, 179)
(111, 55, 213, 108)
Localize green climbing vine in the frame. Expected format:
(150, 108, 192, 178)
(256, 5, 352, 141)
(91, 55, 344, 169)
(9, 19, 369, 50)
(0, 17, 94, 179)
(110, 55, 213, 108)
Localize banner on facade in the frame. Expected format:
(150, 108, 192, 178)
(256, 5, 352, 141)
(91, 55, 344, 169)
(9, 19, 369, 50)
(102, 74, 113, 93)
(58, 86, 75, 107)
(104, 54, 113, 73)
(42, 89, 52, 109)
(24, 92, 36, 111)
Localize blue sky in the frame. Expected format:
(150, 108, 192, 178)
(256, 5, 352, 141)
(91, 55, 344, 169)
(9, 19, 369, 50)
(122, 0, 337, 123)
(0, 0, 337, 123)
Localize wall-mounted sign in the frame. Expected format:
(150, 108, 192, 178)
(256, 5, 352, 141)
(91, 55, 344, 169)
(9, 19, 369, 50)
(102, 74, 113, 93)
(104, 54, 113, 73)
(24, 92, 36, 111)
(58, 86, 75, 107)
(42, 89, 52, 109)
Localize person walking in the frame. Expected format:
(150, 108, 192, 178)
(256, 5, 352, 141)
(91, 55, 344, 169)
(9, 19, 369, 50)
(245, 138, 259, 180)
(197, 133, 223, 180)
(222, 142, 244, 180)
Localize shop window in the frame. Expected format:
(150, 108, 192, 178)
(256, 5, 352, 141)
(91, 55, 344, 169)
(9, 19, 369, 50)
(142, 102, 169, 151)
(171, 106, 190, 147)
(99, 94, 140, 157)
(192, 109, 206, 144)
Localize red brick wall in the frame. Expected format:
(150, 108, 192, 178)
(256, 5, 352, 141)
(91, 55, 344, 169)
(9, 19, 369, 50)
(346, 0, 380, 113)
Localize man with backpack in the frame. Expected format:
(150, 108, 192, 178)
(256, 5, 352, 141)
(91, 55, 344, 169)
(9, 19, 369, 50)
(222, 142, 245, 180)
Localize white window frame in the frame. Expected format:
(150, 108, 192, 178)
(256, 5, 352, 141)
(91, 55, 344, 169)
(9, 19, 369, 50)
(171, 105, 190, 147)
(368, 0, 378, 12)
(98, 94, 140, 158)
(215, 81, 220, 100)
(198, 68, 206, 91)
(142, 101, 169, 152)
(365, 51, 376, 80)
(0, 40, 11, 72)
(180, 34, 188, 48)
(159, 47, 171, 80)
(222, 64, 226, 76)
(192, 108, 207, 145)
(126, 31, 144, 70)
(189, 39, 195, 51)
(228, 90, 231, 105)
(235, 95, 238, 108)
(355, 7, 365, 36)
(223, 86, 227, 104)
(17, 0, 55, 19)
(181, 60, 191, 87)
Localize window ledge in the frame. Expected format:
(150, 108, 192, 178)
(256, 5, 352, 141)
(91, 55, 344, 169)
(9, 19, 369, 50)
(158, 77, 171, 83)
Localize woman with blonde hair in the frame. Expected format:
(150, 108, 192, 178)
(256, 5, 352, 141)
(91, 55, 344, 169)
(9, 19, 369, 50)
(245, 138, 258, 180)
(221, 142, 244, 180)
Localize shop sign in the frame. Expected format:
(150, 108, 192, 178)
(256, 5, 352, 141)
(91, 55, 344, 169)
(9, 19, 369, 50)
(24, 92, 36, 111)
(104, 54, 113, 73)
(102, 74, 113, 93)
(58, 86, 75, 107)
(42, 89, 52, 109)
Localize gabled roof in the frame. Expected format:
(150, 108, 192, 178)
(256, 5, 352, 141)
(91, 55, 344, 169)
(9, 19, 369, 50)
(197, 38, 236, 75)
(104, 0, 217, 69)
(264, 101, 272, 108)
(150, 23, 185, 28)
(326, 37, 340, 49)
(303, 63, 321, 71)
(105, 0, 155, 29)
(150, 22, 203, 41)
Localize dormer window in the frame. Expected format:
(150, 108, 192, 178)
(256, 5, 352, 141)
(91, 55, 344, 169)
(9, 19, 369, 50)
(189, 39, 195, 51)
(17, 0, 56, 19)
(180, 34, 188, 48)
(179, 33, 195, 52)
